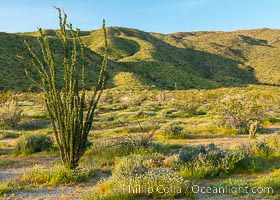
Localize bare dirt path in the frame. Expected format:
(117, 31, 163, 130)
(166, 132, 279, 149)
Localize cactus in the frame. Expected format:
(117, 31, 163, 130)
(24, 7, 108, 169)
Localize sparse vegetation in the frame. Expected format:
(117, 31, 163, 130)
(3, 27, 280, 91)
(0, 85, 280, 199)
(89, 168, 195, 199)
(13, 133, 53, 155)
(160, 121, 187, 139)
(179, 144, 244, 178)
(1, 8, 280, 200)
(0, 99, 23, 128)
(15, 164, 96, 186)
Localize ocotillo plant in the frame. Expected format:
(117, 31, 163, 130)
(24, 7, 108, 169)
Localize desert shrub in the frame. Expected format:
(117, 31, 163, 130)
(212, 170, 279, 197)
(214, 95, 273, 133)
(85, 141, 135, 169)
(161, 122, 187, 139)
(234, 141, 275, 172)
(13, 133, 53, 155)
(0, 99, 23, 128)
(0, 142, 8, 155)
(0, 183, 14, 195)
(235, 155, 265, 173)
(15, 164, 96, 186)
(240, 157, 261, 173)
(93, 91, 117, 106)
(239, 141, 273, 158)
(179, 144, 244, 178)
(119, 94, 146, 109)
(256, 169, 280, 196)
(263, 135, 280, 149)
(0, 131, 19, 139)
(0, 149, 6, 156)
(178, 145, 209, 161)
(233, 141, 275, 173)
(0, 91, 14, 104)
(249, 142, 273, 157)
(0, 160, 15, 167)
(151, 142, 182, 155)
(113, 154, 151, 177)
(113, 153, 180, 178)
(89, 168, 195, 199)
(116, 119, 160, 147)
(171, 91, 205, 114)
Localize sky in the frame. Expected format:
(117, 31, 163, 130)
(0, 0, 280, 34)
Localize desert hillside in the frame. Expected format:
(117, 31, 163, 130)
(1, 27, 280, 90)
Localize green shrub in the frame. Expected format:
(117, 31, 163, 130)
(113, 154, 155, 177)
(263, 135, 280, 149)
(89, 168, 196, 199)
(212, 170, 279, 197)
(85, 141, 135, 169)
(0, 160, 15, 167)
(119, 94, 146, 110)
(234, 141, 274, 173)
(214, 95, 271, 133)
(256, 169, 280, 196)
(0, 183, 13, 195)
(161, 122, 187, 139)
(15, 164, 96, 186)
(151, 143, 182, 155)
(0, 99, 23, 128)
(172, 92, 204, 114)
(239, 141, 273, 158)
(179, 144, 244, 178)
(235, 155, 264, 173)
(13, 133, 53, 155)
(113, 153, 180, 178)
(0, 131, 19, 139)
(249, 142, 273, 157)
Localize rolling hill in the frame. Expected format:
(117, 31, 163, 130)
(1, 27, 280, 91)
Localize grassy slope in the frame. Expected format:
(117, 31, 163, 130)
(1, 27, 280, 91)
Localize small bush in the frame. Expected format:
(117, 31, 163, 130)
(113, 153, 180, 178)
(214, 95, 271, 133)
(239, 141, 273, 158)
(264, 135, 280, 149)
(234, 141, 274, 173)
(161, 122, 187, 139)
(235, 154, 264, 173)
(179, 144, 244, 178)
(172, 92, 204, 114)
(0, 160, 15, 167)
(85, 140, 135, 169)
(113, 154, 155, 177)
(13, 133, 53, 155)
(0, 99, 23, 128)
(15, 164, 96, 186)
(256, 169, 280, 196)
(0, 183, 13, 195)
(116, 119, 160, 147)
(0, 131, 19, 139)
(0, 142, 8, 155)
(119, 95, 146, 110)
(212, 170, 280, 197)
(89, 168, 195, 199)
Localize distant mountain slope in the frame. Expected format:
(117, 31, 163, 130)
(1, 27, 280, 91)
